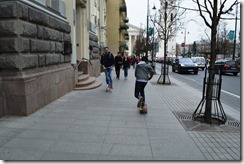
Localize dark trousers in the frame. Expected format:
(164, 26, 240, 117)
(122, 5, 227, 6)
(115, 66, 121, 78)
(134, 80, 147, 104)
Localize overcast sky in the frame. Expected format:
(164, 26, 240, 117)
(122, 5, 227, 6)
(125, 0, 241, 44)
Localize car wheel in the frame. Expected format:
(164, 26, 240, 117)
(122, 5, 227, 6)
(172, 67, 175, 72)
(194, 71, 198, 74)
(201, 68, 204, 71)
(233, 72, 238, 76)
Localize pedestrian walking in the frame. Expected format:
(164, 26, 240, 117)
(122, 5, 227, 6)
(131, 55, 136, 69)
(134, 56, 155, 111)
(114, 52, 123, 80)
(100, 47, 115, 92)
(122, 53, 130, 80)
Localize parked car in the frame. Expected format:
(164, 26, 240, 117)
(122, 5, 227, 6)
(213, 59, 240, 76)
(172, 58, 198, 74)
(191, 57, 206, 70)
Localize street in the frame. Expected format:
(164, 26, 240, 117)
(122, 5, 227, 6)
(155, 63, 240, 112)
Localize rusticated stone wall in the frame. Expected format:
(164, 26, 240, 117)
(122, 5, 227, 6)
(0, 1, 74, 116)
(0, 77, 3, 117)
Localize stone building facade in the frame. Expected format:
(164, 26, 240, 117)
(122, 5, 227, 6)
(0, 0, 73, 117)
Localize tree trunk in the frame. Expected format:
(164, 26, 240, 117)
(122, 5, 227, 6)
(204, 0, 218, 123)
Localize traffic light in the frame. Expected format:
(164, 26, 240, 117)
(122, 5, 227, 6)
(148, 28, 154, 36)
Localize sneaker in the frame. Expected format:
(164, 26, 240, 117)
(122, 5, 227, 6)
(138, 106, 143, 111)
(106, 87, 110, 92)
(137, 96, 143, 108)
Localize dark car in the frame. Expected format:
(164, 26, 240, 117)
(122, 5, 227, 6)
(172, 58, 198, 74)
(214, 59, 240, 76)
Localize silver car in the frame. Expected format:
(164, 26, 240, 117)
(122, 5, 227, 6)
(191, 57, 206, 70)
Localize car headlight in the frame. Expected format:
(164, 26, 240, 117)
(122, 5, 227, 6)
(195, 64, 198, 66)
(180, 64, 185, 67)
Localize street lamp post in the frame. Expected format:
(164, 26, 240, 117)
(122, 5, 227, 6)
(182, 29, 189, 57)
(146, 0, 156, 63)
(150, 5, 156, 72)
(232, 2, 238, 60)
(146, 0, 149, 61)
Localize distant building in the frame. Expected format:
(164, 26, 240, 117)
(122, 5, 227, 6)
(106, 0, 129, 55)
(127, 23, 143, 56)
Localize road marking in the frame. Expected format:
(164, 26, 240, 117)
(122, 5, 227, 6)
(156, 64, 240, 99)
(221, 90, 240, 99)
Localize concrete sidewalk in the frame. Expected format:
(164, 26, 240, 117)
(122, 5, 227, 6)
(0, 67, 240, 160)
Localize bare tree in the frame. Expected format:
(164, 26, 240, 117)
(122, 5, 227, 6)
(133, 30, 146, 56)
(192, 0, 238, 123)
(155, 0, 186, 84)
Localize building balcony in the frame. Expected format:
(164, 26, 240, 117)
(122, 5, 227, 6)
(119, 6, 127, 13)
(119, 25, 129, 31)
(124, 33, 129, 37)
(120, 43, 128, 50)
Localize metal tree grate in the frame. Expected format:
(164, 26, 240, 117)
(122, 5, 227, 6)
(226, 121, 240, 128)
(173, 111, 240, 132)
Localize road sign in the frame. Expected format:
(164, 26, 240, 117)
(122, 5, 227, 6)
(228, 30, 235, 40)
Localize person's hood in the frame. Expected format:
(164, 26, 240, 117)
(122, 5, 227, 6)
(138, 61, 146, 65)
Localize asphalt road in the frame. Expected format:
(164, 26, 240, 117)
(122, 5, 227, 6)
(155, 63, 240, 112)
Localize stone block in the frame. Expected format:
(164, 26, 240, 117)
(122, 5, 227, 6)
(50, 85, 58, 102)
(21, 38, 30, 52)
(60, 54, 64, 63)
(63, 33, 71, 42)
(0, 54, 21, 70)
(21, 55, 38, 69)
(58, 81, 66, 97)
(18, 2, 29, 20)
(0, 20, 18, 36)
(50, 42, 55, 52)
(44, 28, 62, 41)
(26, 93, 38, 115)
(37, 75, 49, 92)
(45, 54, 60, 65)
(30, 40, 50, 53)
(44, 87, 52, 105)
(0, 38, 19, 53)
(20, 21, 37, 37)
(38, 54, 46, 67)
(3, 80, 25, 97)
(0, 2, 18, 18)
(0, 78, 4, 117)
(37, 26, 44, 39)
(29, 8, 49, 26)
(36, 90, 46, 109)
(89, 59, 101, 77)
(0, 97, 4, 117)
(5, 96, 27, 116)
(64, 55, 71, 63)
(59, 71, 65, 83)
(55, 42, 63, 53)
(24, 78, 39, 96)
(50, 18, 71, 33)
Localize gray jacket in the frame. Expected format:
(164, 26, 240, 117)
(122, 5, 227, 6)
(135, 61, 154, 81)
